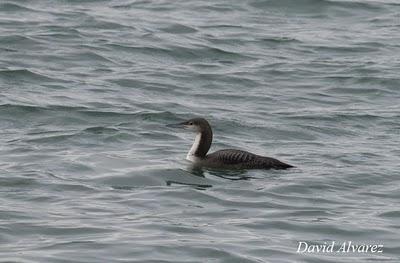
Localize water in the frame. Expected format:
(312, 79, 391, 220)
(1, 0, 400, 262)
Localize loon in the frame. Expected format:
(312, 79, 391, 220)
(167, 118, 293, 170)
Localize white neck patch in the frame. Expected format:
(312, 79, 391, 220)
(186, 133, 201, 162)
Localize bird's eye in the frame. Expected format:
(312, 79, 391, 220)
(189, 122, 193, 125)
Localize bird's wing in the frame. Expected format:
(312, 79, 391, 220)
(206, 149, 293, 169)
(206, 149, 257, 165)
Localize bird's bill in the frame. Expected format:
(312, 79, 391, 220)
(166, 121, 187, 128)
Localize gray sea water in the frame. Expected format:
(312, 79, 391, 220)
(1, 0, 400, 262)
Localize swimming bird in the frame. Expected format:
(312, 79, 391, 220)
(167, 118, 293, 170)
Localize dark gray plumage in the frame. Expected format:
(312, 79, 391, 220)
(204, 149, 293, 170)
(167, 117, 293, 170)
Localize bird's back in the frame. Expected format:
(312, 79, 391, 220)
(202, 149, 293, 170)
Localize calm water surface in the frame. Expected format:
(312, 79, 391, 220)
(1, 0, 400, 262)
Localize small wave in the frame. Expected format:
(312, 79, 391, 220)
(0, 3, 34, 12)
(98, 168, 212, 188)
(0, 104, 88, 114)
(260, 36, 301, 44)
(309, 45, 379, 53)
(84, 126, 120, 134)
(0, 68, 62, 83)
(0, 35, 42, 48)
(0, 176, 38, 187)
(111, 0, 173, 11)
(0, 103, 45, 113)
(76, 109, 178, 124)
(24, 133, 77, 143)
(327, 0, 384, 10)
(196, 46, 253, 60)
(196, 4, 242, 12)
(200, 24, 245, 29)
(77, 14, 136, 30)
(326, 86, 392, 96)
(378, 211, 400, 219)
(284, 111, 384, 122)
(42, 25, 81, 35)
(76, 109, 138, 118)
(21, 126, 128, 144)
(249, 0, 383, 12)
(68, 50, 118, 64)
(104, 43, 254, 62)
(36, 32, 82, 40)
(160, 23, 197, 34)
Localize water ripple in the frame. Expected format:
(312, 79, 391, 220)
(1, 0, 400, 262)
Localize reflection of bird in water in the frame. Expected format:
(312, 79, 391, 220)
(168, 118, 293, 170)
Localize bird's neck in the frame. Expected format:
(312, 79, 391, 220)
(186, 128, 212, 161)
